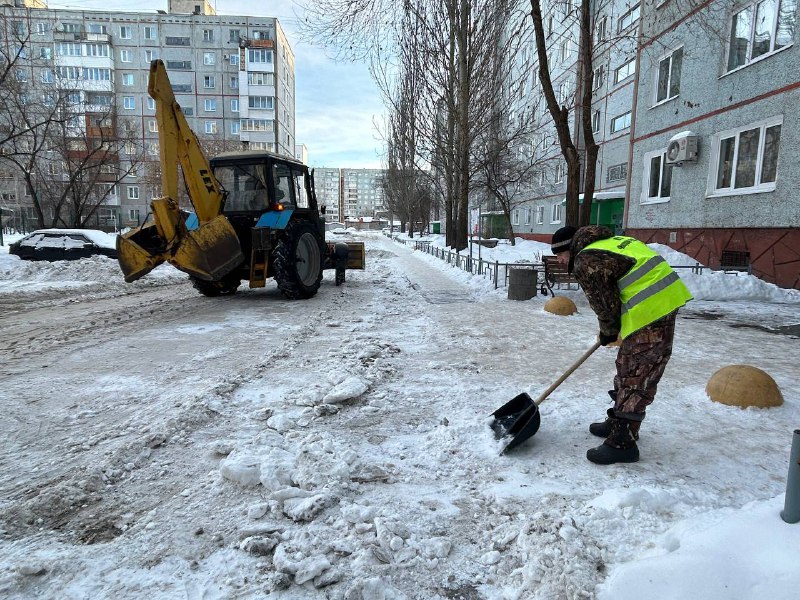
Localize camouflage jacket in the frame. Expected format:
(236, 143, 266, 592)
(570, 226, 635, 338)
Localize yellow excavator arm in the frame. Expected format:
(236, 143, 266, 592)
(117, 60, 243, 283)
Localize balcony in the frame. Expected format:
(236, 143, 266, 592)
(165, 37, 190, 46)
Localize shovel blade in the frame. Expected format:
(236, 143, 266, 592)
(490, 392, 534, 438)
(490, 392, 542, 454)
(500, 405, 541, 455)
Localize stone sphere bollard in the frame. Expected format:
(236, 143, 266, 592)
(543, 296, 577, 316)
(706, 365, 784, 408)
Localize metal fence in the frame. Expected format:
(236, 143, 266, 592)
(384, 231, 731, 289)
(385, 233, 542, 289)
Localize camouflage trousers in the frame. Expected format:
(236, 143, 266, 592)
(613, 311, 678, 420)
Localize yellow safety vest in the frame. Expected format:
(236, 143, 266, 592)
(580, 236, 693, 339)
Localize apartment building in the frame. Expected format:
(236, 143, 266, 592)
(0, 0, 296, 231)
(502, 0, 636, 241)
(500, 0, 797, 288)
(310, 167, 387, 223)
(626, 0, 798, 288)
(314, 167, 343, 223)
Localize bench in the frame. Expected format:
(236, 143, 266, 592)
(540, 255, 580, 296)
(720, 250, 751, 274)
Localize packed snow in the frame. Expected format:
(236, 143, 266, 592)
(0, 230, 798, 599)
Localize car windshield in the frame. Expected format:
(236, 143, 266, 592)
(214, 163, 272, 212)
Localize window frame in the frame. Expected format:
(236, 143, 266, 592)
(123, 96, 135, 110)
(654, 46, 683, 105)
(725, 0, 796, 73)
(205, 121, 217, 134)
(641, 148, 673, 204)
(614, 58, 636, 85)
(610, 111, 632, 134)
(706, 115, 783, 197)
(128, 186, 140, 200)
(550, 202, 562, 224)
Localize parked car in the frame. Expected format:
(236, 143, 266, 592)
(9, 229, 118, 261)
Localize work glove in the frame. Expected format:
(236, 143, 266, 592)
(598, 332, 618, 346)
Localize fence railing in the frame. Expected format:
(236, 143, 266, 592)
(384, 231, 738, 289)
(386, 232, 542, 289)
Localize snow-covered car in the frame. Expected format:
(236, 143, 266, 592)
(9, 229, 118, 261)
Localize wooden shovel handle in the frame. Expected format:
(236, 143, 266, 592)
(533, 340, 603, 406)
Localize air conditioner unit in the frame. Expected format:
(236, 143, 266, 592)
(223, 54, 230, 59)
(666, 131, 698, 165)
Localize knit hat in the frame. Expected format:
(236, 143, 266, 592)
(551, 226, 577, 254)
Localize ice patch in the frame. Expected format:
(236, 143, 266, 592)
(323, 376, 370, 404)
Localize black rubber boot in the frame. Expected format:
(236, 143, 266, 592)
(589, 408, 640, 440)
(587, 417, 640, 465)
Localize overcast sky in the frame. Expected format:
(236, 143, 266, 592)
(47, 0, 387, 169)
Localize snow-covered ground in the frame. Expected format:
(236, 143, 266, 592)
(0, 231, 798, 599)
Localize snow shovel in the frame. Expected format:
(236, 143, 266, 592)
(492, 340, 602, 455)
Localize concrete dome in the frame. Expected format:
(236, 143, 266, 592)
(706, 365, 784, 408)
(544, 296, 577, 316)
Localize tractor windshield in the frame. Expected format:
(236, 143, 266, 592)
(214, 163, 271, 212)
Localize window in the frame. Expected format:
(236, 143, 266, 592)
(593, 65, 605, 90)
(144, 26, 157, 40)
(555, 163, 564, 183)
(655, 47, 683, 103)
(148, 120, 158, 133)
(40, 47, 52, 59)
(203, 52, 216, 65)
(559, 39, 570, 63)
(253, 30, 271, 40)
(205, 121, 217, 134)
(248, 96, 273, 109)
(129, 209, 140, 222)
(58, 42, 81, 56)
(204, 75, 216, 88)
(230, 54, 239, 66)
(41, 70, 54, 84)
(524, 208, 531, 225)
(203, 29, 214, 42)
(614, 59, 636, 84)
(147, 142, 159, 155)
(120, 25, 132, 39)
(240, 119, 272, 131)
(84, 67, 111, 81)
(727, 0, 796, 71)
(147, 97, 156, 110)
(204, 99, 217, 112)
(231, 121, 240, 134)
(248, 49, 273, 63)
(551, 202, 562, 223)
(710, 116, 782, 195)
(128, 186, 140, 200)
(231, 99, 239, 112)
(230, 76, 239, 89)
(248, 72, 274, 86)
(120, 49, 132, 62)
(145, 50, 159, 62)
(535, 205, 544, 224)
(36, 23, 48, 35)
(617, 4, 641, 32)
(607, 162, 628, 183)
(642, 149, 672, 203)
(511, 209, 520, 226)
(87, 24, 107, 34)
(610, 111, 631, 133)
(596, 16, 608, 41)
(229, 29, 240, 42)
(123, 96, 135, 109)
(592, 109, 601, 134)
(122, 73, 134, 86)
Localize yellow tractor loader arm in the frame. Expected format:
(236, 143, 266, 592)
(117, 60, 243, 283)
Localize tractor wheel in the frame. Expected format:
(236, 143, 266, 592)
(272, 219, 324, 299)
(190, 271, 241, 297)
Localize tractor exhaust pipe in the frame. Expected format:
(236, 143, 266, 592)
(781, 429, 800, 524)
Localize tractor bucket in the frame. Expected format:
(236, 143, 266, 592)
(118, 214, 244, 283)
